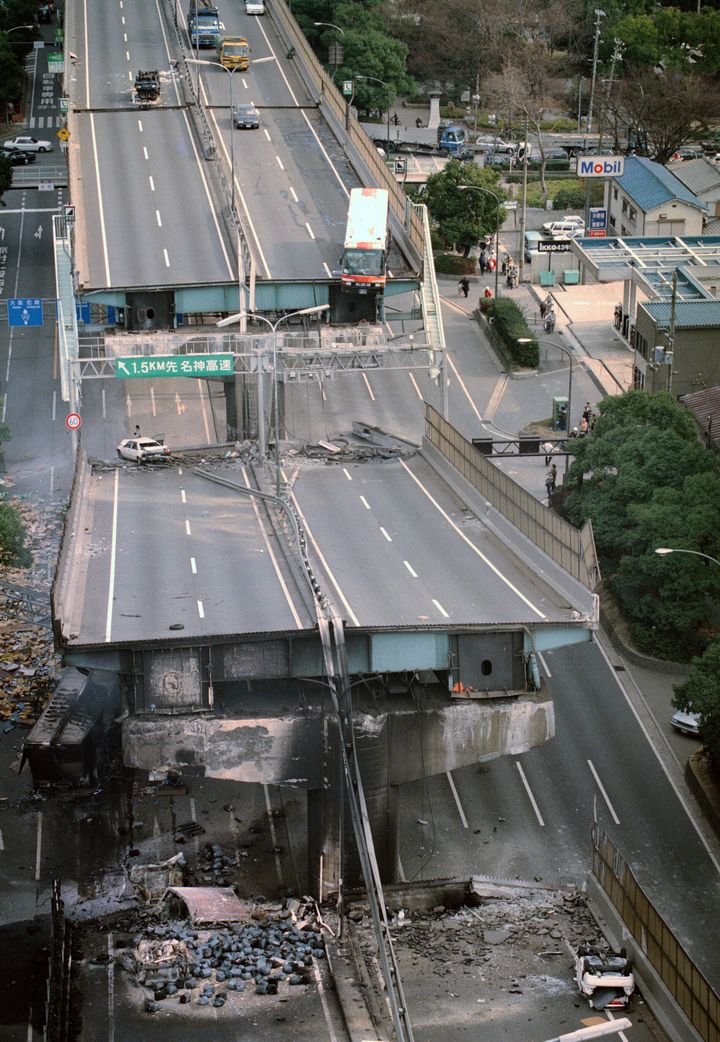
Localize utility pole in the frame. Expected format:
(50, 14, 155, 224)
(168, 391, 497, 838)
(584, 9, 605, 227)
(599, 38, 624, 150)
(585, 8, 605, 149)
(518, 115, 529, 285)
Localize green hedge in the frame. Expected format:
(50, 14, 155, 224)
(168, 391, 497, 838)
(433, 253, 477, 275)
(477, 298, 539, 367)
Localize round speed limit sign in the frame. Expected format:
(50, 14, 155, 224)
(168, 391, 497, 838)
(65, 412, 81, 431)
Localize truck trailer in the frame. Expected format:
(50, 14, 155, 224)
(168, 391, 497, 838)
(360, 122, 468, 157)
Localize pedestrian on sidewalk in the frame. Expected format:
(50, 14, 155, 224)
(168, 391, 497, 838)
(550, 463, 557, 489)
(479, 251, 487, 276)
(545, 470, 555, 498)
(544, 307, 556, 333)
(582, 402, 592, 424)
(458, 277, 470, 298)
(483, 286, 493, 299)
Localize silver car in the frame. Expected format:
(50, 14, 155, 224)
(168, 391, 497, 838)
(3, 135, 53, 153)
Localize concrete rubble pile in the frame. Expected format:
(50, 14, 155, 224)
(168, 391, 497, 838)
(0, 501, 63, 730)
(119, 901, 326, 1013)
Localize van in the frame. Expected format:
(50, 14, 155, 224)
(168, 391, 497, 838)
(245, 0, 265, 12)
(524, 230, 545, 261)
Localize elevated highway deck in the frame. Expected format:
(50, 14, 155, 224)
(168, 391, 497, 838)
(65, 0, 421, 314)
(55, 451, 594, 654)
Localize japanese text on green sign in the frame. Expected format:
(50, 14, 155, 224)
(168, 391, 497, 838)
(115, 354, 235, 379)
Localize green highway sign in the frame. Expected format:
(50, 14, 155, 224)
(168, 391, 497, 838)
(115, 354, 235, 379)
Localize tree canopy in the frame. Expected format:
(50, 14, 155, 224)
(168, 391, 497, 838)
(423, 161, 507, 255)
(674, 639, 720, 767)
(560, 392, 720, 659)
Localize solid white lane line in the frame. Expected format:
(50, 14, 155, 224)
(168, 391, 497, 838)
(148, 176, 155, 191)
(35, 812, 42, 880)
(359, 496, 370, 509)
(362, 373, 375, 400)
(404, 560, 417, 577)
(289, 486, 360, 626)
(242, 467, 304, 628)
(253, 18, 350, 198)
(446, 351, 483, 424)
(446, 771, 468, 828)
(516, 761, 545, 826)
(200, 95, 270, 277)
(594, 636, 720, 874)
(587, 759, 621, 824)
(408, 372, 423, 399)
(197, 600, 205, 618)
(399, 460, 546, 619)
(89, 113, 111, 285)
(432, 598, 449, 618)
(185, 519, 192, 535)
(305, 222, 315, 239)
(190, 557, 197, 574)
(538, 652, 552, 677)
(105, 469, 120, 642)
(179, 107, 235, 279)
(180, 488, 186, 503)
(380, 527, 392, 542)
(342, 468, 352, 481)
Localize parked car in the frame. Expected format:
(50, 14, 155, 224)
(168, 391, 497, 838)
(671, 707, 701, 736)
(542, 216, 585, 238)
(233, 103, 260, 129)
(575, 945, 635, 1010)
(528, 147, 570, 171)
(3, 135, 53, 153)
(0, 148, 37, 165)
(117, 437, 171, 463)
(671, 147, 702, 161)
(485, 152, 514, 169)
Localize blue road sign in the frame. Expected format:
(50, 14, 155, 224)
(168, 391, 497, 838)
(8, 298, 43, 327)
(76, 302, 91, 324)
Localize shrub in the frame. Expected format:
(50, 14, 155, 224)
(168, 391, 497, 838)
(478, 298, 538, 366)
(434, 253, 477, 275)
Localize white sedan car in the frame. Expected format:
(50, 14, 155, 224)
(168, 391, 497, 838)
(117, 437, 171, 463)
(3, 135, 53, 153)
(575, 945, 635, 1010)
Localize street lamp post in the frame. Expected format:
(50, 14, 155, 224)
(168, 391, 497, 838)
(187, 58, 239, 211)
(459, 184, 502, 300)
(655, 547, 720, 568)
(217, 306, 330, 494)
(518, 336, 574, 476)
(356, 74, 392, 156)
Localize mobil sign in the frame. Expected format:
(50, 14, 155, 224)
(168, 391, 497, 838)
(577, 155, 625, 178)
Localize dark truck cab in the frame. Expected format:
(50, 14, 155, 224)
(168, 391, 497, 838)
(134, 69, 161, 106)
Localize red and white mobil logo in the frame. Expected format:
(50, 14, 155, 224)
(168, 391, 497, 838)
(578, 156, 625, 178)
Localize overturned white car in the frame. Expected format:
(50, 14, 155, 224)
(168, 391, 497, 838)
(575, 944, 635, 1010)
